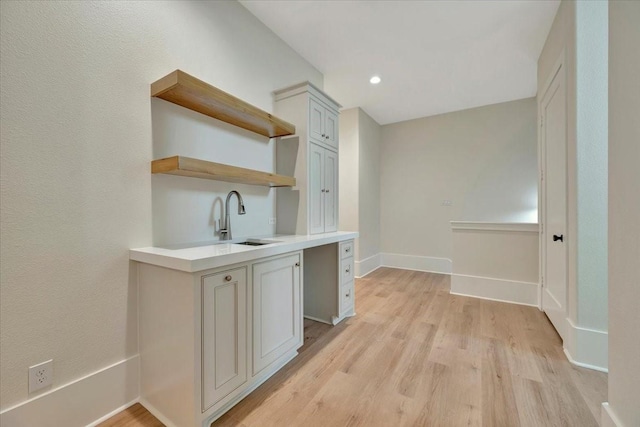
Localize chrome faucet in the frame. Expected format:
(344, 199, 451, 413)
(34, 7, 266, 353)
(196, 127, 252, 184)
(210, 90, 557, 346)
(219, 190, 246, 241)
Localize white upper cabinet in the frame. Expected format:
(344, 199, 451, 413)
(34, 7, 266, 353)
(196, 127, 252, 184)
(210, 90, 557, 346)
(324, 109, 339, 149)
(323, 148, 338, 233)
(274, 82, 341, 236)
(309, 98, 326, 144)
(308, 143, 338, 234)
(309, 97, 339, 150)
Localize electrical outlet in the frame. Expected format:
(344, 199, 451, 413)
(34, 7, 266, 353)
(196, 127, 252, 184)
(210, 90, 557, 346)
(269, 218, 277, 225)
(28, 359, 53, 393)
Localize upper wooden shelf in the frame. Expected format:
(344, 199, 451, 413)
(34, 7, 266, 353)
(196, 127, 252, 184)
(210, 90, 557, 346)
(152, 156, 296, 187)
(151, 70, 296, 138)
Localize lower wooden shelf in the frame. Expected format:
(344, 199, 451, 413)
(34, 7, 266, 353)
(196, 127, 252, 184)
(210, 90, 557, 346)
(151, 156, 296, 187)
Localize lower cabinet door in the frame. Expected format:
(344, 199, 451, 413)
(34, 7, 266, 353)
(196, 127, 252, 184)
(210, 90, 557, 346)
(202, 267, 247, 412)
(252, 253, 302, 376)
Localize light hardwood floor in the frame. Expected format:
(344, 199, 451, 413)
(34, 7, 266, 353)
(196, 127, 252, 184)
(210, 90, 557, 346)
(102, 268, 607, 427)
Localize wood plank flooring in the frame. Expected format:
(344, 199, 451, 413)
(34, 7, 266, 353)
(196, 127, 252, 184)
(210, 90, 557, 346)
(103, 268, 607, 427)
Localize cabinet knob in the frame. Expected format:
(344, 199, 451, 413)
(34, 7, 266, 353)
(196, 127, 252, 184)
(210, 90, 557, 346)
(345, 247, 350, 253)
(325, 135, 330, 139)
(321, 189, 325, 192)
(321, 134, 326, 138)
(224, 275, 232, 282)
(325, 189, 330, 193)
(346, 291, 351, 298)
(345, 267, 350, 273)
(295, 262, 300, 267)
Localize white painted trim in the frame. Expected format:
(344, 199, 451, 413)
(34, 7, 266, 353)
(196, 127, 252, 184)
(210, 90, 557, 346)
(139, 398, 178, 427)
(304, 314, 333, 325)
(86, 399, 139, 427)
(273, 81, 342, 109)
(564, 317, 608, 372)
(563, 348, 608, 373)
(355, 253, 381, 278)
(601, 403, 623, 427)
(450, 221, 539, 233)
(380, 253, 452, 275)
(450, 274, 539, 306)
(0, 355, 139, 427)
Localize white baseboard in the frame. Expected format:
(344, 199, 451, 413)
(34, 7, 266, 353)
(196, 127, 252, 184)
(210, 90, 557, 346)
(450, 274, 538, 306)
(0, 355, 139, 427)
(380, 253, 452, 275)
(564, 318, 608, 372)
(355, 253, 381, 278)
(139, 398, 178, 427)
(601, 403, 623, 427)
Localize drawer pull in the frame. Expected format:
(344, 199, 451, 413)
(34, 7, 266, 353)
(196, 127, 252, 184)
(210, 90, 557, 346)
(295, 262, 300, 267)
(322, 134, 326, 138)
(345, 247, 350, 253)
(345, 267, 350, 273)
(345, 291, 351, 298)
(224, 275, 232, 282)
(325, 135, 330, 139)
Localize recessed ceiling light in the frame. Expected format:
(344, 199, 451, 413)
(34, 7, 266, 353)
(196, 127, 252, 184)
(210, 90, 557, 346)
(369, 75, 381, 85)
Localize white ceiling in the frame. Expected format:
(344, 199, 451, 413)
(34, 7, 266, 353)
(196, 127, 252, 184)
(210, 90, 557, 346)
(240, 0, 560, 125)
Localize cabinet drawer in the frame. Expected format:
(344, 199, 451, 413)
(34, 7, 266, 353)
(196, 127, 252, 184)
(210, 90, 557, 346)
(340, 257, 354, 284)
(341, 281, 354, 313)
(340, 241, 354, 259)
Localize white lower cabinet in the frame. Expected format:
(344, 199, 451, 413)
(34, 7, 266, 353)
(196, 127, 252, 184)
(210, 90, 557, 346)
(138, 250, 303, 427)
(252, 252, 302, 376)
(202, 267, 247, 412)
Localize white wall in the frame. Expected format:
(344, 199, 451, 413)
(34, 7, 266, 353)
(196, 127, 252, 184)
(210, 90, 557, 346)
(537, 0, 608, 370)
(605, 1, 640, 425)
(339, 108, 381, 277)
(0, 0, 321, 421)
(338, 108, 359, 243)
(575, 0, 608, 332)
(379, 97, 538, 267)
(357, 109, 381, 262)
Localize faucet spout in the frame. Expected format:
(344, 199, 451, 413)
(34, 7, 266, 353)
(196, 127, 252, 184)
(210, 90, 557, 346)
(220, 190, 246, 241)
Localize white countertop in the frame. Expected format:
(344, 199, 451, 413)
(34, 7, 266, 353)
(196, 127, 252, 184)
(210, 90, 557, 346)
(130, 232, 358, 273)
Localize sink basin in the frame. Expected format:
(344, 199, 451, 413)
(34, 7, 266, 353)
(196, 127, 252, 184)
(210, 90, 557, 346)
(233, 239, 281, 246)
(236, 241, 268, 246)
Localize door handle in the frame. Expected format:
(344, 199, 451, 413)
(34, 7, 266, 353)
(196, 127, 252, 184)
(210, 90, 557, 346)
(553, 234, 564, 242)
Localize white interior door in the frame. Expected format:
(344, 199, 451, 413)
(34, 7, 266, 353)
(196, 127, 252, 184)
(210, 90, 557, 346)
(541, 64, 568, 341)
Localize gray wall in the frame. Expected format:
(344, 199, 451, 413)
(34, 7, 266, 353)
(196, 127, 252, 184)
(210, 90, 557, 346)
(607, 1, 640, 425)
(380, 97, 538, 261)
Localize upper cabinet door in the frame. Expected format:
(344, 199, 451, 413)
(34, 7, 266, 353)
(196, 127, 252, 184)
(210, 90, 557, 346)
(324, 109, 339, 150)
(324, 149, 338, 233)
(308, 98, 325, 144)
(308, 143, 325, 234)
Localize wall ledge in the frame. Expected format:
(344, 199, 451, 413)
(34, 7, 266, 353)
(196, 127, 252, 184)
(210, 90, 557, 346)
(451, 221, 539, 233)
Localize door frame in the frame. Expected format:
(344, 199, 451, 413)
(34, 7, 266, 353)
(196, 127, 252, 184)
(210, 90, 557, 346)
(538, 50, 568, 316)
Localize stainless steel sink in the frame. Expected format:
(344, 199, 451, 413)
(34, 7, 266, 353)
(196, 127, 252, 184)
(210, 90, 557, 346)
(233, 239, 281, 246)
(235, 241, 268, 246)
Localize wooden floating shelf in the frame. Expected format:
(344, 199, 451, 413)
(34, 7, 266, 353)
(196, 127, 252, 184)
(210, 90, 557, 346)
(151, 70, 296, 138)
(152, 156, 296, 187)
